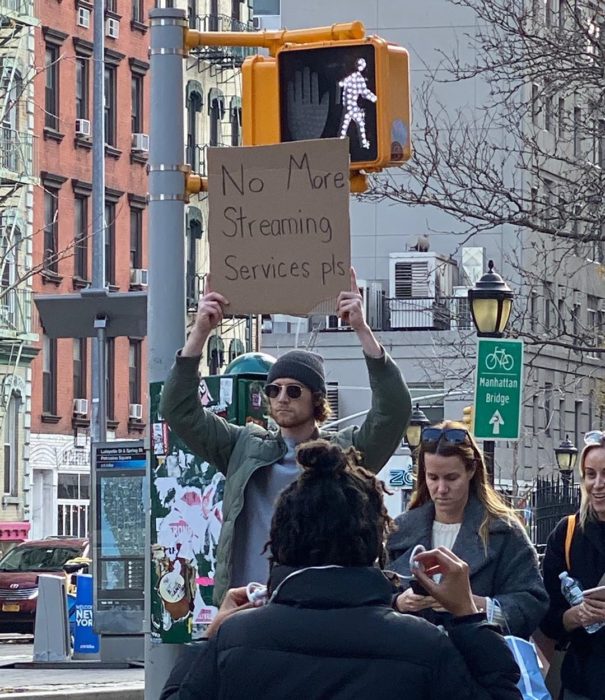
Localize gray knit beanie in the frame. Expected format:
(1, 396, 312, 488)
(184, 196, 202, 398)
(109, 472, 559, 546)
(266, 350, 326, 395)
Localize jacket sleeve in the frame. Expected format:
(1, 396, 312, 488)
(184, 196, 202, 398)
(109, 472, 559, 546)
(160, 642, 219, 700)
(340, 350, 411, 473)
(539, 517, 571, 641)
(431, 615, 521, 700)
(159, 352, 243, 475)
(491, 523, 550, 638)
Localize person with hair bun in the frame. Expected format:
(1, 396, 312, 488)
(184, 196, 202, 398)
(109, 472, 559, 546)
(387, 421, 547, 639)
(161, 439, 522, 700)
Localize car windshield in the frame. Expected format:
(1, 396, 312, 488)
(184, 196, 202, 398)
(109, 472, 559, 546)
(0, 546, 82, 572)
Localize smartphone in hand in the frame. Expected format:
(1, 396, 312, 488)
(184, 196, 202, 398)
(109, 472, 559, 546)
(409, 578, 430, 597)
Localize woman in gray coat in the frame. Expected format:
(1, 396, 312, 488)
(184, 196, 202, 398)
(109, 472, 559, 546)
(387, 421, 548, 639)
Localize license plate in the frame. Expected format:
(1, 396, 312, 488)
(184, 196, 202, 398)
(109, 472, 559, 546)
(1, 603, 20, 612)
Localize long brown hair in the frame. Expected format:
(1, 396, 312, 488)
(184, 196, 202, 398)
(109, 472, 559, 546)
(409, 420, 521, 547)
(578, 438, 605, 529)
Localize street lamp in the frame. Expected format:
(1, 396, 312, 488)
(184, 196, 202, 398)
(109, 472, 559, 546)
(468, 260, 514, 483)
(468, 260, 514, 338)
(555, 435, 578, 485)
(406, 403, 430, 476)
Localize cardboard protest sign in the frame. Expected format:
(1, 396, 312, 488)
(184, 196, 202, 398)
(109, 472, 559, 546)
(207, 139, 350, 315)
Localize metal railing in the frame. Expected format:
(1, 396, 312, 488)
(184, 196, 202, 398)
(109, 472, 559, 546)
(385, 296, 473, 331)
(0, 286, 31, 337)
(189, 14, 256, 65)
(0, 129, 35, 179)
(0, 0, 35, 17)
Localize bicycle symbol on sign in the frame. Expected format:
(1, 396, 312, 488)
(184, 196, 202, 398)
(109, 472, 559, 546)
(485, 346, 514, 371)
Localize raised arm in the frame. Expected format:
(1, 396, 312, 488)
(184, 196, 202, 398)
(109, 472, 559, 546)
(335, 268, 411, 470)
(160, 276, 242, 473)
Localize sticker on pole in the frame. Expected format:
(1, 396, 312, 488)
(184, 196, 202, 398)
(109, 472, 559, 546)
(473, 338, 523, 441)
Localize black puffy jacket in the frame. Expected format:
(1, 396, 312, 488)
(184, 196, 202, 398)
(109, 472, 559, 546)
(162, 565, 521, 700)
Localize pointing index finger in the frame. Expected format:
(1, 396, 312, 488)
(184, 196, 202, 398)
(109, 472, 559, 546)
(204, 273, 212, 295)
(350, 266, 358, 293)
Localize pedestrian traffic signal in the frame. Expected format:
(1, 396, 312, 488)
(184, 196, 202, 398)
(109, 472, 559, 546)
(242, 36, 411, 172)
(462, 405, 474, 434)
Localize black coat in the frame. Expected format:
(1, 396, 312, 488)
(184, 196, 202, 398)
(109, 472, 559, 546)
(387, 497, 549, 638)
(540, 513, 605, 699)
(161, 565, 521, 700)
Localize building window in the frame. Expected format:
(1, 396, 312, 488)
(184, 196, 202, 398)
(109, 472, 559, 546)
(231, 0, 240, 23)
(74, 195, 88, 279)
(574, 400, 583, 449)
(559, 397, 566, 440)
(229, 338, 245, 362)
(43, 335, 57, 415)
(107, 337, 115, 421)
(73, 338, 87, 399)
(104, 65, 117, 146)
(544, 82, 553, 132)
(557, 296, 565, 335)
(207, 335, 224, 375)
(532, 393, 539, 435)
(230, 103, 241, 146)
(209, 0, 218, 30)
(187, 0, 197, 28)
(131, 75, 143, 134)
(186, 88, 203, 170)
(104, 202, 115, 285)
(105, 0, 117, 12)
(57, 472, 89, 538)
(3, 393, 20, 496)
(530, 291, 538, 332)
(543, 282, 552, 330)
(129, 340, 142, 405)
(45, 45, 59, 130)
(209, 92, 223, 146)
(44, 189, 59, 273)
(573, 106, 582, 157)
(130, 207, 143, 269)
(75, 56, 89, 121)
(558, 96, 566, 139)
(531, 83, 540, 127)
(544, 382, 552, 436)
(132, 0, 145, 23)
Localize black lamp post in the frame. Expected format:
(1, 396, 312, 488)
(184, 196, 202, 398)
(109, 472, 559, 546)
(555, 435, 578, 485)
(468, 260, 514, 338)
(468, 261, 514, 483)
(406, 403, 430, 475)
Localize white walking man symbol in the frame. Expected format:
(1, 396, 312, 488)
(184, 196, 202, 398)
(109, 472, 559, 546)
(338, 58, 377, 150)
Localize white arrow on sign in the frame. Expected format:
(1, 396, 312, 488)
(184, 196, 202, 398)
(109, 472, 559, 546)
(489, 410, 504, 435)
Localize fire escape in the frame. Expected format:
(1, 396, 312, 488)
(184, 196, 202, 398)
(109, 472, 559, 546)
(0, 0, 38, 431)
(185, 0, 257, 367)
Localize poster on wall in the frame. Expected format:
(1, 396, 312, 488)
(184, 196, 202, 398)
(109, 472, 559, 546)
(149, 375, 269, 644)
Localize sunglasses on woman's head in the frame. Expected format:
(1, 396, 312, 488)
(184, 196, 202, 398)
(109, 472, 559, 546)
(264, 383, 303, 400)
(584, 430, 605, 446)
(421, 427, 471, 447)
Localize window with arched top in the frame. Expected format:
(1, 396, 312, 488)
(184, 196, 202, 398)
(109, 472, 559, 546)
(230, 96, 242, 146)
(186, 81, 204, 171)
(207, 334, 225, 375)
(208, 88, 225, 147)
(3, 391, 21, 496)
(229, 338, 245, 362)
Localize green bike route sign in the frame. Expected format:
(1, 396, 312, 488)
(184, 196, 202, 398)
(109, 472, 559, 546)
(473, 338, 524, 441)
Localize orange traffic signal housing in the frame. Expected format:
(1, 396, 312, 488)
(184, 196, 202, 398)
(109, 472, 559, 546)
(242, 36, 411, 172)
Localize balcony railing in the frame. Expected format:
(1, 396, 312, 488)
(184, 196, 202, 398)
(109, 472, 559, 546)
(189, 14, 256, 66)
(0, 286, 32, 338)
(0, 0, 35, 17)
(385, 296, 473, 331)
(0, 129, 36, 180)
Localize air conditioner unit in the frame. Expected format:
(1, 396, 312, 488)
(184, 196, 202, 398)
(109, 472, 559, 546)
(131, 132, 149, 152)
(252, 15, 262, 29)
(326, 382, 339, 421)
(73, 398, 89, 416)
(105, 17, 119, 39)
(75, 118, 91, 137)
(130, 267, 148, 286)
(129, 403, 143, 420)
(77, 5, 90, 28)
(324, 314, 346, 330)
(367, 282, 384, 330)
(388, 252, 456, 329)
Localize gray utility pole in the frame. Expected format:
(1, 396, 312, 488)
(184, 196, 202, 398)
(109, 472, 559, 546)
(145, 8, 187, 696)
(91, 0, 106, 444)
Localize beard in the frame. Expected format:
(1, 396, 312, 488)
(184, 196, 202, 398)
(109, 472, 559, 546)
(270, 407, 314, 429)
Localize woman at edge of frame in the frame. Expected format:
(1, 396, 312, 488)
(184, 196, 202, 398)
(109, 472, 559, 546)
(540, 430, 605, 700)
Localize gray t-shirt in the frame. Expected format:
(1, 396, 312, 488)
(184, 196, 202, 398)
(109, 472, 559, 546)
(230, 437, 299, 587)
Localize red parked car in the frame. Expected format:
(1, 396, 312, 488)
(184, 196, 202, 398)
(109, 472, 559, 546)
(0, 537, 89, 634)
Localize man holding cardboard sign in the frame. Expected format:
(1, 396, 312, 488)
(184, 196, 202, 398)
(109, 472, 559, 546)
(160, 270, 411, 605)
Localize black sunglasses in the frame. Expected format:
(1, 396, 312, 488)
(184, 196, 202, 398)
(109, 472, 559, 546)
(421, 427, 470, 447)
(264, 383, 303, 400)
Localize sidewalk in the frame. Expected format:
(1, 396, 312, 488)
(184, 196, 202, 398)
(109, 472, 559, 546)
(0, 641, 144, 699)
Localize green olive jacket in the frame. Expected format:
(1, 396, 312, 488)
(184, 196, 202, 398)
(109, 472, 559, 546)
(159, 349, 411, 604)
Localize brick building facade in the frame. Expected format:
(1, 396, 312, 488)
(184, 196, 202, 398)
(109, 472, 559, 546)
(29, 0, 152, 539)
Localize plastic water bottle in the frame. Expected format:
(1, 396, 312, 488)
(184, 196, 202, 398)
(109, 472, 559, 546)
(559, 571, 605, 634)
